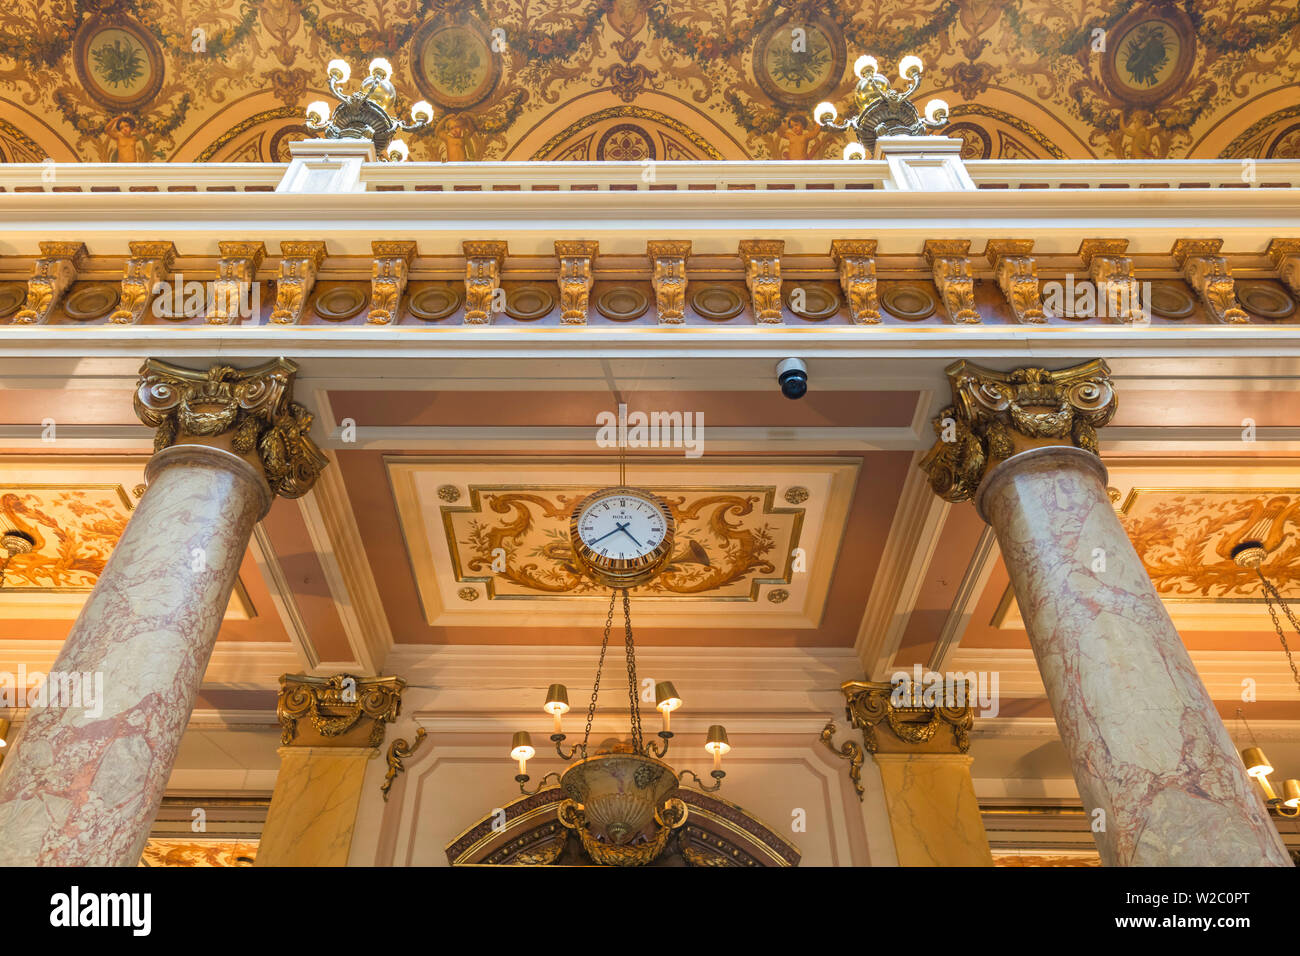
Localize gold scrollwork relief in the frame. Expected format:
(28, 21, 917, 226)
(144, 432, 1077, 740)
(830, 239, 880, 324)
(986, 239, 1045, 324)
(208, 241, 265, 325)
(110, 241, 176, 325)
(463, 240, 507, 325)
(924, 239, 980, 323)
(367, 240, 417, 325)
(13, 241, 86, 325)
(647, 240, 691, 324)
(1172, 238, 1248, 324)
(737, 239, 784, 324)
(381, 726, 428, 801)
(555, 240, 598, 324)
(270, 241, 327, 325)
(277, 673, 407, 749)
(1266, 239, 1300, 299)
(1078, 238, 1146, 324)
(839, 680, 973, 755)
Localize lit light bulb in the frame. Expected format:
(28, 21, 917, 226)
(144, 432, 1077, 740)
(544, 684, 569, 733)
(924, 99, 949, 124)
(654, 681, 681, 732)
(853, 55, 879, 79)
(387, 139, 409, 162)
(305, 100, 331, 126)
(369, 57, 394, 78)
(813, 101, 836, 125)
(898, 55, 924, 79)
(843, 142, 867, 161)
(327, 59, 350, 83)
(510, 731, 535, 775)
(704, 725, 730, 771)
(411, 100, 434, 124)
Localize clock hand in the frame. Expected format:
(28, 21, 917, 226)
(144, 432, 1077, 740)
(618, 526, 643, 548)
(588, 522, 628, 546)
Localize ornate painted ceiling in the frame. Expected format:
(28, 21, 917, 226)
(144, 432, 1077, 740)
(0, 1, 1296, 164)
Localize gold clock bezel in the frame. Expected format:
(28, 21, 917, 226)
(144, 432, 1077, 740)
(569, 486, 676, 589)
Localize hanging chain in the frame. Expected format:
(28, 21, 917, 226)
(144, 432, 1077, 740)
(580, 589, 619, 758)
(1257, 570, 1300, 697)
(622, 588, 645, 754)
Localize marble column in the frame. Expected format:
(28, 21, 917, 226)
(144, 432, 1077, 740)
(256, 673, 405, 867)
(921, 359, 1291, 867)
(0, 359, 326, 866)
(826, 679, 992, 866)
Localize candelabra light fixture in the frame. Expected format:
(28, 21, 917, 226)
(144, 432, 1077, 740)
(305, 57, 433, 162)
(1235, 708, 1299, 817)
(813, 53, 949, 159)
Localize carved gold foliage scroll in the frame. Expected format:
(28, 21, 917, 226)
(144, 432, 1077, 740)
(13, 241, 86, 325)
(464, 240, 507, 325)
(367, 240, 417, 325)
(829, 239, 879, 324)
(919, 359, 1117, 503)
(819, 721, 864, 801)
(647, 239, 690, 324)
(134, 357, 327, 498)
(1266, 239, 1300, 298)
(270, 241, 327, 325)
(208, 240, 265, 325)
(277, 673, 406, 748)
(839, 680, 973, 755)
(1078, 238, 1146, 324)
(110, 241, 176, 325)
(985, 239, 1045, 324)
(738, 239, 784, 324)
(1172, 238, 1247, 324)
(924, 239, 980, 323)
(555, 240, 598, 324)
(382, 727, 428, 800)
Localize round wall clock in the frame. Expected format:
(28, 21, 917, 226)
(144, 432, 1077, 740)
(569, 487, 675, 589)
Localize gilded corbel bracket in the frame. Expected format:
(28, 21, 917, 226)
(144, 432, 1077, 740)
(463, 240, 508, 325)
(13, 241, 86, 325)
(840, 679, 974, 755)
(1078, 238, 1146, 324)
(738, 239, 784, 324)
(381, 726, 428, 801)
(985, 239, 1046, 324)
(923, 239, 980, 323)
(647, 240, 691, 324)
(276, 673, 406, 748)
(819, 721, 864, 801)
(269, 241, 327, 325)
(110, 241, 177, 325)
(1172, 238, 1248, 324)
(207, 241, 265, 325)
(555, 240, 598, 324)
(829, 239, 880, 324)
(1266, 239, 1300, 298)
(367, 240, 417, 325)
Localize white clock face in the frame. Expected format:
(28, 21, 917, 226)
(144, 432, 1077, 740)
(576, 494, 667, 561)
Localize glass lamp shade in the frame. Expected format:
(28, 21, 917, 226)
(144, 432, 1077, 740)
(813, 101, 836, 125)
(843, 142, 867, 161)
(654, 681, 682, 713)
(898, 54, 924, 78)
(853, 55, 879, 78)
(305, 100, 331, 125)
(0, 717, 8, 748)
(704, 724, 731, 756)
(411, 100, 434, 124)
(925, 99, 949, 124)
(543, 683, 570, 716)
(387, 139, 409, 162)
(1242, 746, 1273, 778)
(510, 731, 535, 762)
(368, 57, 394, 78)
(327, 59, 351, 83)
(1282, 778, 1300, 808)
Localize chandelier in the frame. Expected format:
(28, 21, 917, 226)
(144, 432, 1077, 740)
(813, 54, 949, 159)
(1234, 709, 1299, 818)
(0, 524, 33, 588)
(508, 587, 732, 866)
(305, 57, 433, 162)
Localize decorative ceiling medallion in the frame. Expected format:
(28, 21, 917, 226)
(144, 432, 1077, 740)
(1148, 282, 1196, 319)
(1237, 283, 1296, 320)
(413, 17, 501, 110)
(0, 282, 25, 318)
(945, 121, 993, 159)
(753, 16, 845, 107)
(595, 286, 650, 321)
(63, 284, 120, 321)
(783, 486, 809, 504)
(691, 285, 744, 321)
(74, 18, 164, 110)
(595, 123, 655, 161)
(880, 284, 937, 321)
(1101, 8, 1195, 106)
(458, 587, 479, 602)
(766, 589, 789, 604)
(408, 284, 463, 322)
(313, 285, 368, 321)
(503, 284, 555, 321)
(437, 484, 461, 503)
(785, 283, 839, 321)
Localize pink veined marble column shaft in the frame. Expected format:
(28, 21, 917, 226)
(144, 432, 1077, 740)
(977, 446, 1291, 867)
(0, 444, 270, 866)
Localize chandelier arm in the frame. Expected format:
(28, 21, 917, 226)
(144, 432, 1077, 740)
(645, 734, 670, 759)
(326, 74, 348, 103)
(516, 771, 563, 795)
(552, 736, 579, 760)
(580, 589, 618, 758)
(902, 72, 922, 98)
(1257, 570, 1300, 697)
(395, 117, 429, 133)
(816, 117, 853, 133)
(677, 768, 723, 793)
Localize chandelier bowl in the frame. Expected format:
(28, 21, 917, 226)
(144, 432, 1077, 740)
(560, 751, 678, 846)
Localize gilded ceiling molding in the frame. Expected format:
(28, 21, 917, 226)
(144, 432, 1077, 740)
(919, 359, 1117, 503)
(647, 240, 691, 324)
(208, 241, 265, 325)
(1077, 238, 1146, 324)
(839, 680, 972, 755)
(923, 239, 980, 323)
(829, 239, 880, 324)
(13, 241, 85, 325)
(277, 673, 406, 748)
(1172, 238, 1248, 324)
(1266, 239, 1300, 297)
(381, 727, 427, 801)
(110, 241, 176, 325)
(737, 239, 783, 324)
(367, 240, 417, 325)
(985, 239, 1046, 324)
(269, 241, 327, 325)
(555, 240, 598, 324)
(818, 721, 864, 801)
(134, 357, 328, 498)
(463, 241, 508, 325)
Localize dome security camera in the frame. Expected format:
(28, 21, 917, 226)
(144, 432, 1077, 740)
(776, 358, 808, 400)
